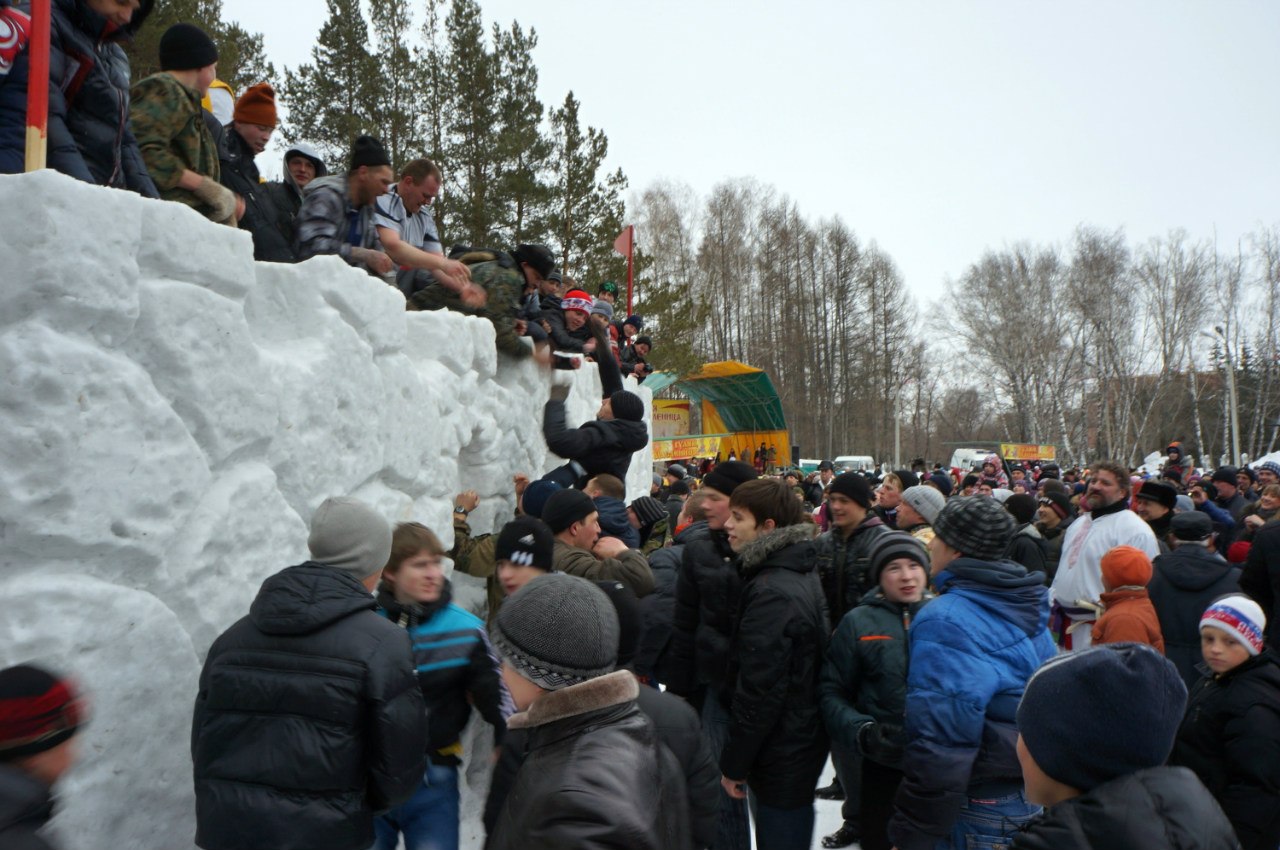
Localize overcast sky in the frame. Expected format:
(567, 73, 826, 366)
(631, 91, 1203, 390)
(221, 0, 1280, 304)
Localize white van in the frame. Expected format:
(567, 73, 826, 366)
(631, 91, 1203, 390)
(949, 448, 994, 471)
(833, 455, 876, 473)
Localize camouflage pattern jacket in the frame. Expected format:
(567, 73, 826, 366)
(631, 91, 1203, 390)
(129, 72, 218, 214)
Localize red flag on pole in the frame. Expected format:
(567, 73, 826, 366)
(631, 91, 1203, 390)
(613, 226, 632, 256)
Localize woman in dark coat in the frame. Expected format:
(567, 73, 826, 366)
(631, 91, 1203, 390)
(1, 0, 157, 196)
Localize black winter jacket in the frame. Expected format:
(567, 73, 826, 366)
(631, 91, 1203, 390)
(542, 309, 591, 352)
(636, 521, 696, 680)
(1150, 544, 1241, 689)
(0, 766, 56, 850)
(1171, 651, 1280, 850)
(1037, 514, 1075, 584)
(1006, 523, 1050, 576)
(192, 563, 428, 850)
(814, 516, 891, 629)
(1010, 766, 1239, 850)
(0, 0, 157, 194)
(720, 523, 830, 808)
(818, 589, 929, 769)
(664, 523, 739, 696)
(486, 671, 692, 850)
(542, 399, 648, 485)
(1241, 522, 1280, 643)
(218, 127, 295, 262)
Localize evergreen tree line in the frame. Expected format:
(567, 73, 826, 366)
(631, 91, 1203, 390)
(277, 0, 629, 288)
(634, 178, 1280, 469)
(124, 0, 276, 96)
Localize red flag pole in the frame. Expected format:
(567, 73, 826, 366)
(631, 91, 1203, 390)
(626, 225, 634, 316)
(24, 0, 50, 171)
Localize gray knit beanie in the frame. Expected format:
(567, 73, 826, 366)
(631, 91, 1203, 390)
(932, 496, 1015, 561)
(491, 573, 619, 690)
(901, 485, 946, 526)
(307, 497, 392, 581)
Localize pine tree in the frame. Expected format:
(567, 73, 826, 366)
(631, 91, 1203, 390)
(368, 0, 424, 171)
(125, 0, 275, 94)
(442, 0, 501, 246)
(279, 0, 378, 166)
(548, 91, 628, 287)
(492, 22, 553, 245)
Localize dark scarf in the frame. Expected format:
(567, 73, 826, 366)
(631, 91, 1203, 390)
(376, 581, 453, 628)
(1090, 495, 1130, 520)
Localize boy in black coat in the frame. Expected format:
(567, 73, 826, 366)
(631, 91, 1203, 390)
(1013, 643, 1236, 850)
(719, 479, 829, 850)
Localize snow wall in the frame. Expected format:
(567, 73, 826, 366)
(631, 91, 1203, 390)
(0, 171, 653, 850)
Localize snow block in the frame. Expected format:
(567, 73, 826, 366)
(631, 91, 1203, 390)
(0, 171, 653, 850)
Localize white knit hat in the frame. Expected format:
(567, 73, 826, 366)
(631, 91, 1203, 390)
(1200, 595, 1267, 656)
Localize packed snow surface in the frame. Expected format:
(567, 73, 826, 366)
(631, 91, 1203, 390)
(0, 171, 652, 850)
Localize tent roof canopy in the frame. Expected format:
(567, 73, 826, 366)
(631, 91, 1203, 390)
(649, 361, 787, 434)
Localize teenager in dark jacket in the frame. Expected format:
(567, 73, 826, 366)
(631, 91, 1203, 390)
(1150, 511, 1241, 688)
(638, 492, 707, 683)
(664, 462, 757, 850)
(0, 0, 158, 196)
(372, 522, 509, 850)
(1004, 493, 1050, 575)
(192, 497, 427, 850)
(486, 579, 717, 849)
(811, 472, 888, 813)
(1034, 491, 1075, 583)
(217, 84, 295, 262)
(264, 142, 326, 245)
(719, 479, 829, 850)
(818, 532, 932, 850)
(889, 497, 1056, 850)
(1012, 644, 1236, 850)
(0, 665, 84, 850)
(542, 385, 648, 488)
(585, 473, 640, 549)
(487, 573, 692, 850)
(1171, 595, 1280, 850)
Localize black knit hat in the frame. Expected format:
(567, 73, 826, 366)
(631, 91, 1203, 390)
(932, 496, 1015, 560)
(1135, 480, 1177, 511)
(512, 244, 558, 279)
(827, 472, 873, 509)
(1004, 493, 1038, 525)
(349, 135, 390, 170)
(1018, 644, 1186, 793)
(702, 461, 758, 497)
(927, 471, 954, 496)
(540, 489, 598, 535)
(159, 23, 217, 71)
(868, 531, 930, 586)
(1038, 490, 1074, 521)
(1210, 466, 1239, 487)
(594, 580, 641, 668)
(0, 664, 84, 759)
(609, 390, 644, 422)
(491, 573, 618, 690)
(892, 469, 920, 490)
(629, 496, 667, 528)
(494, 516, 555, 570)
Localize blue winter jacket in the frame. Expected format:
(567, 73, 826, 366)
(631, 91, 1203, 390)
(0, 0, 157, 195)
(888, 557, 1055, 850)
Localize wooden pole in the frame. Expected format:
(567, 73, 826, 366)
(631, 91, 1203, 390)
(23, 0, 50, 171)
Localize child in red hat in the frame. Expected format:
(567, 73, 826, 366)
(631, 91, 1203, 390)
(1092, 545, 1165, 653)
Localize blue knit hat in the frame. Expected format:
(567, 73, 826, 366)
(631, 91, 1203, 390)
(1017, 644, 1186, 792)
(521, 480, 562, 520)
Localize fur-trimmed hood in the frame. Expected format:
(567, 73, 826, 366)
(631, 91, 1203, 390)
(737, 522, 819, 574)
(507, 669, 638, 730)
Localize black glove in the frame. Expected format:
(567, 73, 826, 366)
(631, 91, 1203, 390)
(856, 721, 904, 765)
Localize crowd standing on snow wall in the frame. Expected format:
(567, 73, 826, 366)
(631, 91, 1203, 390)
(4, 9, 1280, 850)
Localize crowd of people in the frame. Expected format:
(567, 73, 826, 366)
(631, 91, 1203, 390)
(1, 12, 660, 376)
(3, 6, 1280, 850)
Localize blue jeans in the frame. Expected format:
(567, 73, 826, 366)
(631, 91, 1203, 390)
(939, 789, 1039, 850)
(750, 799, 815, 850)
(701, 690, 751, 850)
(371, 762, 459, 850)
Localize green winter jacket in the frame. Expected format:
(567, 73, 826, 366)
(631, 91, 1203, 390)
(818, 588, 930, 769)
(129, 72, 218, 213)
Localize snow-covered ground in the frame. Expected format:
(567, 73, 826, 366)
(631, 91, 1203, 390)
(0, 171, 651, 850)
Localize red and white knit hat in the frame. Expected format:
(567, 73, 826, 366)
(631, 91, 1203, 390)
(1200, 595, 1267, 656)
(561, 289, 593, 315)
(0, 664, 85, 759)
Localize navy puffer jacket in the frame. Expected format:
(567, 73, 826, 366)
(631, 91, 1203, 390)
(0, 0, 157, 195)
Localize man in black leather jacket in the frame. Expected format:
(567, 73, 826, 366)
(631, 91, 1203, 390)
(192, 497, 427, 850)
